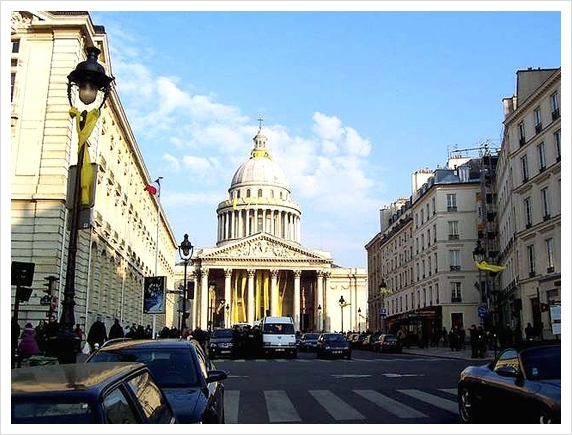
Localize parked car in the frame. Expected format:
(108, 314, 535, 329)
(316, 333, 351, 359)
(362, 332, 382, 351)
(208, 328, 235, 359)
(298, 332, 320, 352)
(86, 338, 227, 423)
(458, 341, 561, 424)
(373, 334, 402, 353)
(11, 362, 177, 424)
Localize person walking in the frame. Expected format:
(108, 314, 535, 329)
(17, 322, 41, 367)
(477, 326, 486, 358)
(35, 319, 48, 355)
(469, 324, 479, 358)
(108, 318, 125, 340)
(87, 316, 108, 352)
(524, 322, 535, 341)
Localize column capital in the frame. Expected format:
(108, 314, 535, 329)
(224, 268, 233, 277)
(270, 269, 279, 278)
(247, 269, 256, 277)
(293, 269, 302, 278)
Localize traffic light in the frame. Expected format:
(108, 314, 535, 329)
(540, 303, 549, 313)
(43, 275, 58, 295)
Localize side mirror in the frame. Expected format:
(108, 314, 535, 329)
(495, 365, 519, 378)
(206, 369, 228, 383)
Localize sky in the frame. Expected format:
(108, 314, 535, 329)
(3, 2, 568, 271)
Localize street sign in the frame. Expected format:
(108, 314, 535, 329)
(380, 308, 387, 316)
(477, 305, 489, 317)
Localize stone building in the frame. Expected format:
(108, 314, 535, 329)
(177, 128, 367, 333)
(10, 11, 178, 333)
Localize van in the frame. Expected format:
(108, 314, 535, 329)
(259, 316, 297, 358)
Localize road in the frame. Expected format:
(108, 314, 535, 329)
(214, 348, 472, 424)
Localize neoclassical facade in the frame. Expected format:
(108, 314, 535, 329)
(177, 129, 367, 333)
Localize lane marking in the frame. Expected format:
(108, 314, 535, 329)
(354, 389, 428, 418)
(397, 389, 458, 413)
(265, 390, 301, 423)
(309, 389, 365, 420)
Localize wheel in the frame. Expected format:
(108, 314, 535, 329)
(458, 387, 477, 423)
(538, 408, 555, 424)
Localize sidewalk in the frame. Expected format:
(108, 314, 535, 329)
(401, 345, 496, 362)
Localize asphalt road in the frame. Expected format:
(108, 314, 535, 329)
(214, 349, 471, 424)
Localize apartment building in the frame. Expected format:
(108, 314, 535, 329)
(10, 11, 178, 332)
(497, 67, 561, 340)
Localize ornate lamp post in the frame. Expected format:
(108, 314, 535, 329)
(225, 304, 230, 327)
(317, 305, 322, 332)
(473, 240, 486, 324)
(61, 46, 113, 333)
(339, 295, 346, 333)
(357, 308, 362, 333)
(179, 234, 194, 334)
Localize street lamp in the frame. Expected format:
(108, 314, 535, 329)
(379, 280, 392, 333)
(179, 234, 194, 335)
(61, 46, 114, 333)
(225, 304, 230, 327)
(317, 305, 322, 332)
(339, 295, 345, 333)
(357, 308, 362, 333)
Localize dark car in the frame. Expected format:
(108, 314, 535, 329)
(298, 332, 320, 352)
(316, 333, 351, 359)
(86, 338, 227, 423)
(11, 362, 177, 424)
(208, 328, 235, 359)
(373, 334, 402, 353)
(458, 341, 561, 424)
(362, 332, 381, 351)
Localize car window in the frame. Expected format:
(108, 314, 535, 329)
(12, 400, 95, 424)
(263, 323, 295, 334)
(493, 348, 520, 372)
(212, 329, 233, 338)
(103, 387, 141, 423)
(126, 371, 176, 423)
(193, 342, 210, 378)
(520, 346, 561, 380)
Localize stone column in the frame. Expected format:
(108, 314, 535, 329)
(200, 268, 209, 329)
(270, 269, 279, 316)
(247, 269, 255, 324)
(293, 270, 301, 331)
(224, 269, 232, 327)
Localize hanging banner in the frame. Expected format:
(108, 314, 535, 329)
(143, 276, 166, 314)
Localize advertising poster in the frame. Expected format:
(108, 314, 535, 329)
(143, 276, 166, 314)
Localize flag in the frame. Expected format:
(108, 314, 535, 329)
(475, 260, 506, 272)
(144, 184, 157, 195)
(144, 178, 162, 196)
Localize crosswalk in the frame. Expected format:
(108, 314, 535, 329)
(224, 387, 459, 423)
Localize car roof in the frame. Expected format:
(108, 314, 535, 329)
(12, 362, 146, 394)
(94, 338, 196, 352)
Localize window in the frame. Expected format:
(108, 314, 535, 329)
(433, 224, 437, 242)
(11, 72, 16, 102)
(546, 238, 555, 273)
(527, 244, 536, 276)
(554, 129, 561, 161)
(428, 257, 432, 276)
(420, 209, 424, 224)
(446, 194, 457, 212)
(103, 387, 139, 423)
(421, 234, 425, 250)
(537, 142, 546, 171)
(550, 91, 560, 120)
(258, 188, 263, 197)
(449, 250, 461, 271)
(524, 197, 532, 227)
(448, 220, 459, 240)
(435, 283, 439, 304)
(451, 282, 462, 303)
(518, 121, 526, 145)
(541, 187, 550, 219)
(126, 372, 175, 424)
(434, 252, 438, 273)
(12, 39, 20, 53)
(521, 155, 529, 182)
(422, 259, 426, 278)
(432, 198, 436, 215)
(534, 106, 542, 133)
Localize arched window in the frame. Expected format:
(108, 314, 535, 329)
(246, 189, 251, 198)
(258, 188, 263, 197)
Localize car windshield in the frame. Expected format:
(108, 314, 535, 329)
(12, 399, 95, 424)
(89, 349, 199, 388)
(520, 345, 561, 381)
(384, 335, 397, 342)
(325, 335, 345, 343)
(304, 334, 319, 340)
(212, 329, 233, 338)
(263, 323, 295, 334)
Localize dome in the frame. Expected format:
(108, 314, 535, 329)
(230, 130, 289, 189)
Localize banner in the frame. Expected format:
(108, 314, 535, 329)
(143, 276, 166, 314)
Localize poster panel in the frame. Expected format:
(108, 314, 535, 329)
(143, 276, 166, 314)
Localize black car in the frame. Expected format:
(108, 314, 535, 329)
(373, 334, 402, 353)
(12, 362, 177, 424)
(208, 328, 235, 359)
(458, 341, 561, 424)
(298, 332, 320, 352)
(316, 333, 351, 359)
(86, 338, 227, 423)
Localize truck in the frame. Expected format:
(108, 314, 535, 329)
(259, 316, 297, 358)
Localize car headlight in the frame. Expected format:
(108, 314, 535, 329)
(325, 346, 331, 350)
(209, 343, 218, 348)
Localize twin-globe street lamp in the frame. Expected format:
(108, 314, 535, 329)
(179, 234, 194, 334)
(339, 295, 348, 333)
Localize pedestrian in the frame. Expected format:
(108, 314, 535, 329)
(469, 325, 479, 358)
(87, 316, 108, 352)
(74, 323, 84, 341)
(12, 317, 21, 368)
(448, 327, 457, 351)
(35, 319, 48, 355)
(192, 326, 208, 350)
(459, 326, 466, 350)
(145, 324, 153, 339)
(45, 315, 60, 338)
(477, 326, 486, 358)
(441, 327, 448, 348)
(17, 322, 41, 367)
(108, 318, 125, 340)
(524, 322, 535, 341)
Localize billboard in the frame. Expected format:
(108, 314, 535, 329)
(143, 276, 166, 314)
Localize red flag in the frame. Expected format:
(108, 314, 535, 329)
(144, 184, 157, 195)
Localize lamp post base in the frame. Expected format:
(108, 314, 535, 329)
(46, 330, 81, 364)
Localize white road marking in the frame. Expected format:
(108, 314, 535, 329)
(354, 389, 428, 418)
(264, 390, 301, 423)
(397, 389, 458, 413)
(224, 390, 240, 424)
(309, 389, 365, 420)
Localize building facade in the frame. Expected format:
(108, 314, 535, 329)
(10, 11, 178, 333)
(176, 129, 367, 333)
(497, 67, 561, 340)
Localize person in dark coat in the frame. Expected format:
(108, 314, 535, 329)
(524, 322, 535, 341)
(108, 318, 125, 340)
(12, 317, 21, 368)
(18, 323, 41, 366)
(469, 324, 479, 358)
(87, 317, 108, 351)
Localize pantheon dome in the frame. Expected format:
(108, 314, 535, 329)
(216, 128, 302, 246)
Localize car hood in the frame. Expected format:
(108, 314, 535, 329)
(324, 343, 349, 348)
(537, 379, 561, 389)
(210, 338, 233, 344)
(163, 387, 204, 424)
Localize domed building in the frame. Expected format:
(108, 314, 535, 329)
(179, 125, 367, 333)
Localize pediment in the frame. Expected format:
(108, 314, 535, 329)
(199, 233, 331, 263)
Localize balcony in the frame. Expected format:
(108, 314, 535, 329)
(447, 206, 458, 212)
(448, 234, 459, 240)
(535, 123, 543, 134)
(552, 109, 560, 121)
(547, 266, 555, 273)
(519, 137, 526, 146)
(450, 265, 461, 272)
(451, 297, 462, 303)
(543, 214, 551, 221)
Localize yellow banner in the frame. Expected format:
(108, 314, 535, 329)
(70, 107, 100, 206)
(475, 260, 506, 272)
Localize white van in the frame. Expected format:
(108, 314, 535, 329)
(259, 316, 297, 358)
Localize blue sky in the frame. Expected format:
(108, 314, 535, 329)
(85, 4, 566, 268)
